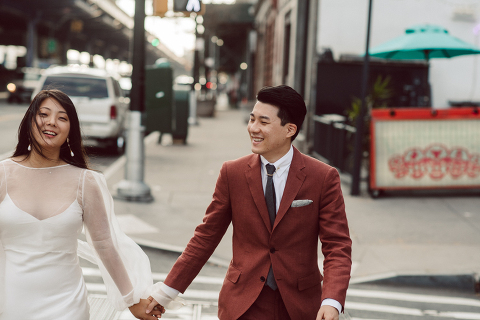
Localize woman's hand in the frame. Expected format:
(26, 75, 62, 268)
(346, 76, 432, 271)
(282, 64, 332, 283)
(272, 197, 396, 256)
(129, 298, 165, 320)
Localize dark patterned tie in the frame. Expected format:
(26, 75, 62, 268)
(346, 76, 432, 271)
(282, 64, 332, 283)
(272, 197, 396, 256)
(265, 163, 277, 290)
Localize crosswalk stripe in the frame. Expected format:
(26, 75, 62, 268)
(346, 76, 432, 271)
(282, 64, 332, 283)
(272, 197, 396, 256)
(86, 283, 106, 292)
(84, 267, 480, 319)
(346, 301, 480, 319)
(86, 282, 220, 300)
(82, 267, 224, 285)
(345, 301, 424, 316)
(432, 311, 480, 319)
(347, 288, 480, 307)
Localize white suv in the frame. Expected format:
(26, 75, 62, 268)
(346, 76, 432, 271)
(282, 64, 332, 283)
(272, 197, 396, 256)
(32, 66, 129, 153)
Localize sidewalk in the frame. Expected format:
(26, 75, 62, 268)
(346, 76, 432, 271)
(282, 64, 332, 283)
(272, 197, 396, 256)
(107, 107, 480, 287)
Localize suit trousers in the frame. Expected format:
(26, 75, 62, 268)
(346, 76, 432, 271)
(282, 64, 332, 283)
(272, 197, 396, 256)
(237, 286, 291, 320)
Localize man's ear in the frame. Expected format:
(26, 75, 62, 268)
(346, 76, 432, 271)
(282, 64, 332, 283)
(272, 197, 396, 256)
(286, 123, 297, 138)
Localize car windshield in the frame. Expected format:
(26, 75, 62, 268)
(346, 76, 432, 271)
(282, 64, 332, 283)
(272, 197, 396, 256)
(42, 76, 108, 99)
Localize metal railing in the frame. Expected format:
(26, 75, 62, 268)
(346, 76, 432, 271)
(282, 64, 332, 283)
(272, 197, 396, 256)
(313, 114, 357, 173)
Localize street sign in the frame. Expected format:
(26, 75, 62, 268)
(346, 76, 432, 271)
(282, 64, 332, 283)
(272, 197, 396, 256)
(174, 0, 204, 14)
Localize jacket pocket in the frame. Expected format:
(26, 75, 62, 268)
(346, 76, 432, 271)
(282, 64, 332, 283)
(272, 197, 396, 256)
(226, 263, 242, 284)
(298, 271, 323, 291)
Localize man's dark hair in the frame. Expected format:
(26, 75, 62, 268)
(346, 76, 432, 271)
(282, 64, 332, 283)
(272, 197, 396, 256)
(256, 85, 307, 141)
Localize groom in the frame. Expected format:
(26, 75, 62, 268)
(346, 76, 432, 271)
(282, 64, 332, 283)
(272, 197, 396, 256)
(147, 85, 352, 320)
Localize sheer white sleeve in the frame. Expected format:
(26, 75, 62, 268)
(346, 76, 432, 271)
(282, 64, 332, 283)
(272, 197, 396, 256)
(0, 162, 5, 314)
(77, 170, 153, 310)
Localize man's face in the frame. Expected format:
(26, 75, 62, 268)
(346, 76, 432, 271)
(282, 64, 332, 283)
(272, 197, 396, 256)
(247, 101, 296, 163)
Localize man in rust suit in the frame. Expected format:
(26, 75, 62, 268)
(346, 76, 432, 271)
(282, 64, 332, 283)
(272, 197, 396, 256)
(145, 85, 352, 320)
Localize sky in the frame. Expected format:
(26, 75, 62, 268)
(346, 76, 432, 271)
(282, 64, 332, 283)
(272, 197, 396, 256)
(115, 0, 235, 57)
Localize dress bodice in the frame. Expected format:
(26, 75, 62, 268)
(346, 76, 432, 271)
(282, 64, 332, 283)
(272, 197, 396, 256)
(0, 194, 83, 254)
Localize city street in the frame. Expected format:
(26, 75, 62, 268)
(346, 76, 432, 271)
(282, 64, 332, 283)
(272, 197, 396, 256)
(3, 0, 480, 319)
(0, 100, 479, 319)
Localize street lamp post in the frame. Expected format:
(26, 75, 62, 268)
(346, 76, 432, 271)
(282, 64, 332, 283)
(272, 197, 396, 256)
(115, 0, 153, 202)
(351, 0, 373, 196)
(189, 15, 201, 125)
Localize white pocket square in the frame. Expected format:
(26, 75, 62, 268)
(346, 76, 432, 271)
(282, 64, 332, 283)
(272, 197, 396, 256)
(291, 200, 313, 207)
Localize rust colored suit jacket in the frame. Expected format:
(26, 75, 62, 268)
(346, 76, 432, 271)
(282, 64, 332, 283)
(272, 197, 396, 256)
(164, 147, 352, 320)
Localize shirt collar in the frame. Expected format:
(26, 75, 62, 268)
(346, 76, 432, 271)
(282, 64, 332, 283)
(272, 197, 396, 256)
(260, 145, 294, 177)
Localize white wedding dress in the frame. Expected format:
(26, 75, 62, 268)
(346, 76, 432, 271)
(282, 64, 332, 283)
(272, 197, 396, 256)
(0, 159, 157, 320)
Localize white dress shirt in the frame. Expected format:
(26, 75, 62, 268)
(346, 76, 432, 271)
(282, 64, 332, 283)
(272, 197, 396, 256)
(159, 145, 342, 315)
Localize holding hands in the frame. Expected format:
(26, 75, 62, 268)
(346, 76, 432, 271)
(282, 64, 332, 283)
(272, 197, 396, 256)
(129, 297, 164, 320)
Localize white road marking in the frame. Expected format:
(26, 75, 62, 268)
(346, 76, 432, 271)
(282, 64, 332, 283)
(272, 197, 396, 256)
(86, 282, 219, 300)
(346, 301, 480, 319)
(345, 301, 424, 316)
(115, 214, 160, 234)
(82, 267, 224, 284)
(347, 288, 480, 307)
(434, 311, 480, 319)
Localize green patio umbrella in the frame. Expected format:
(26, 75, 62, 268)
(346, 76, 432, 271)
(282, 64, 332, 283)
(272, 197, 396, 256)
(369, 24, 480, 61)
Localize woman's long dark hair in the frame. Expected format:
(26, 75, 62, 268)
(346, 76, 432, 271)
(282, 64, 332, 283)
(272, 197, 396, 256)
(12, 89, 89, 169)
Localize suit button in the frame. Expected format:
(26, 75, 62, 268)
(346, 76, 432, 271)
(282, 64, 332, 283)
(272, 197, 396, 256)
(260, 276, 266, 282)
(270, 248, 276, 253)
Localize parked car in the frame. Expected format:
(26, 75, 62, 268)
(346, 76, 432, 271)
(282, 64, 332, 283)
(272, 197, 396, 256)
(7, 68, 43, 103)
(32, 65, 129, 153)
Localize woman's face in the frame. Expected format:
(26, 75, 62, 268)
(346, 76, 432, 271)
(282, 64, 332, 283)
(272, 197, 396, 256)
(32, 97, 71, 151)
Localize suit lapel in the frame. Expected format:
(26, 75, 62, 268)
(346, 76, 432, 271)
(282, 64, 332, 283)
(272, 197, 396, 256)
(245, 155, 272, 232)
(274, 147, 306, 230)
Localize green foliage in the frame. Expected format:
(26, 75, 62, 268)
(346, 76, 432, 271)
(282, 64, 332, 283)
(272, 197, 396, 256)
(344, 75, 394, 168)
(347, 75, 393, 124)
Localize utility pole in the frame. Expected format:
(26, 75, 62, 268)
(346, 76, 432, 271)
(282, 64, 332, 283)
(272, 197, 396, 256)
(351, 0, 373, 196)
(189, 15, 201, 125)
(115, 0, 153, 202)
(305, 0, 319, 155)
(293, 0, 310, 97)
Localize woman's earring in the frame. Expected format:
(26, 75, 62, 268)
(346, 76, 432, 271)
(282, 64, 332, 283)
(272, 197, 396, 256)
(67, 138, 74, 157)
(27, 144, 31, 151)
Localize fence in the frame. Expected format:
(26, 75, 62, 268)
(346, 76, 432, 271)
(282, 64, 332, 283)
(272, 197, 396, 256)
(312, 114, 357, 174)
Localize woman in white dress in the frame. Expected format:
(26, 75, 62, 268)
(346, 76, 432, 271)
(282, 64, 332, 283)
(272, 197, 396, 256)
(0, 89, 179, 320)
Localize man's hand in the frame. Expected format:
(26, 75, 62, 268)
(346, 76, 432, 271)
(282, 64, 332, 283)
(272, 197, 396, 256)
(129, 298, 164, 320)
(145, 296, 161, 314)
(316, 305, 339, 320)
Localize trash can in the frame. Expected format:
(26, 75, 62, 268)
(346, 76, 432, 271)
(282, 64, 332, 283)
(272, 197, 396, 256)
(145, 59, 173, 135)
(172, 84, 190, 144)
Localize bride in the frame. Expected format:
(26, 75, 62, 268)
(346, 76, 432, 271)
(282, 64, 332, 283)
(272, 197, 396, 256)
(0, 89, 180, 320)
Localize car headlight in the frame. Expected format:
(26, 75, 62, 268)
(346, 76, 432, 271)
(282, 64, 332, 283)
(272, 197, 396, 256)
(7, 83, 16, 93)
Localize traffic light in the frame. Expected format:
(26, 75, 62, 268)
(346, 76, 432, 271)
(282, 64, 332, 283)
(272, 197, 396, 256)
(174, 0, 204, 14)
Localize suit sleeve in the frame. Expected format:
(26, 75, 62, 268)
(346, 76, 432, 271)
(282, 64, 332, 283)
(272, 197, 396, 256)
(318, 167, 352, 310)
(164, 162, 232, 293)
